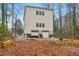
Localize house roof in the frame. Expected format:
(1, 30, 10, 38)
(25, 6, 53, 11)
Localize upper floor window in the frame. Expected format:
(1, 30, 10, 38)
(36, 11, 38, 15)
(36, 11, 45, 16)
(42, 11, 44, 15)
(39, 11, 41, 15)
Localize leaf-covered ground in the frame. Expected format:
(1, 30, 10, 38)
(0, 39, 79, 56)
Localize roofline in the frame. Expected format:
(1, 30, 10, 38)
(25, 6, 53, 11)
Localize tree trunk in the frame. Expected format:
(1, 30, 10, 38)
(58, 4, 63, 41)
(1, 3, 6, 27)
(72, 4, 76, 38)
(12, 3, 14, 33)
(5, 4, 8, 28)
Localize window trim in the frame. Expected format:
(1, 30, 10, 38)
(31, 30, 39, 32)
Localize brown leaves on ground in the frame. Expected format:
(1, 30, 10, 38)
(0, 39, 79, 56)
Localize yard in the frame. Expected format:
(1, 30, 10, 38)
(0, 38, 79, 56)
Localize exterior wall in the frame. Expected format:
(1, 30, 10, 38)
(24, 6, 53, 38)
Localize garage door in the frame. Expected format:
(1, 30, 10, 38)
(31, 32, 39, 36)
(42, 32, 49, 38)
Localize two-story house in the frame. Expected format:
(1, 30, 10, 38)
(24, 6, 53, 38)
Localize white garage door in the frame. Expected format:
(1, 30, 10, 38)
(31, 32, 39, 36)
(42, 32, 49, 38)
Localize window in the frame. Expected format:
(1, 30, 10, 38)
(42, 23, 45, 27)
(36, 23, 45, 27)
(41, 23, 45, 27)
(39, 23, 41, 27)
(39, 11, 41, 15)
(36, 11, 38, 15)
(36, 23, 38, 27)
(36, 11, 45, 16)
(42, 12, 44, 15)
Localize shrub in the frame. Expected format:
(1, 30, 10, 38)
(0, 24, 10, 41)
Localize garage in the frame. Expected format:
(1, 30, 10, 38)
(42, 32, 49, 38)
(31, 32, 39, 36)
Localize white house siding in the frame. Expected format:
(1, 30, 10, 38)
(24, 6, 53, 38)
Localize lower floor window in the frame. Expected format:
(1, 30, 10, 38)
(36, 23, 45, 27)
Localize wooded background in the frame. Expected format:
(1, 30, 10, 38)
(0, 3, 79, 39)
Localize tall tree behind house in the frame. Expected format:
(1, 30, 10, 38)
(67, 4, 72, 37)
(5, 4, 8, 28)
(0, 3, 10, 37)
(1, 3, 6, 27)
(72, 4, 77, 38)
(42, 3, 51, 9)
(51, 3, 57, 36)
(58, 3, 63, 40)
(12, 3, 14, 33)
(65, 4, 72, 37)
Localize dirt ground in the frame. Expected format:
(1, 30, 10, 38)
(0, 38, 79, 56)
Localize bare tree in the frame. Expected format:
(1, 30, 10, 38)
(1, 3, 6, 27)
(42, 3, 51, 9)
(72, 4, 77, 38)
(58, 4, 63, 41)
(5, 4, 8, 28)
(12, 3, 14, 33)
